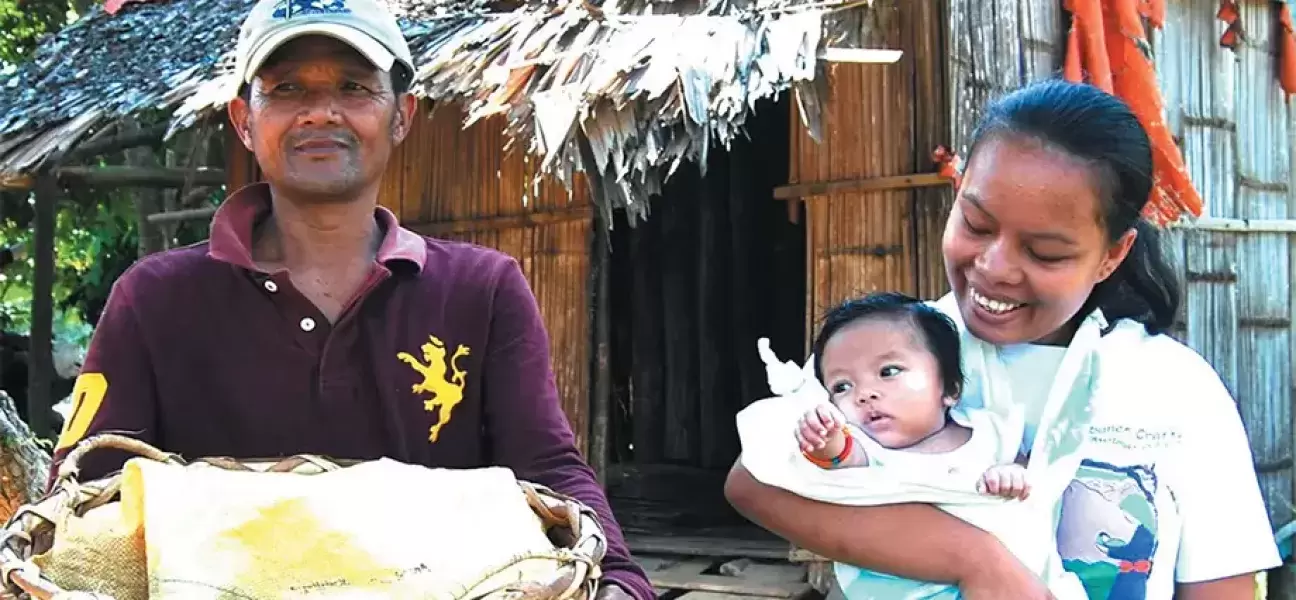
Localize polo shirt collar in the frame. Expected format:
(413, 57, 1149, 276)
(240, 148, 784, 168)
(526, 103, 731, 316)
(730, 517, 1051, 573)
(208, 182, 426, 272)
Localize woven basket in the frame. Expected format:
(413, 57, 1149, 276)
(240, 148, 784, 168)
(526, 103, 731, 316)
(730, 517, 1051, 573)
(0, 434, 608, 600)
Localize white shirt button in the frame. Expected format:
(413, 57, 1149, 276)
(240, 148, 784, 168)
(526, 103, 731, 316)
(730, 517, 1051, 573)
(299, 317, 316, 332)
(263, 280, 278, 293)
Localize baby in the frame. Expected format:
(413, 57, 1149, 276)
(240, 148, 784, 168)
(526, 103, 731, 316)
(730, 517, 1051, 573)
(794, 292, 1029, 500)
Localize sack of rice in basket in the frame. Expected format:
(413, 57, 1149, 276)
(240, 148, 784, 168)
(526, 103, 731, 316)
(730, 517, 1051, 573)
(0, 434, 608, 600)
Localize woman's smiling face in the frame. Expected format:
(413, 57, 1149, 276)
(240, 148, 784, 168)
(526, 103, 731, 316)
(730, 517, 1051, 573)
(941, 133, 1136, 346)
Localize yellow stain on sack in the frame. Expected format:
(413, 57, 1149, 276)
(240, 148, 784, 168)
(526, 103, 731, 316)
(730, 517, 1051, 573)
(220, 496, 392, 592)
(120, 461, 424, 597)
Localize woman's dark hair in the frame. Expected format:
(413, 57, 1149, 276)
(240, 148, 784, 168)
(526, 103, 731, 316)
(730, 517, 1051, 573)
(964, 79, 1181, 335)
(811, 292, 964, 400)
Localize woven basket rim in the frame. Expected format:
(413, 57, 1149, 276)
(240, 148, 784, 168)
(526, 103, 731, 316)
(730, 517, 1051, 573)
(1, 434, 608, 600)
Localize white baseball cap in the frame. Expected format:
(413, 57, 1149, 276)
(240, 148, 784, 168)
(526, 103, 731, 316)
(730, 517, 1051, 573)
(233, 0, 415, 84)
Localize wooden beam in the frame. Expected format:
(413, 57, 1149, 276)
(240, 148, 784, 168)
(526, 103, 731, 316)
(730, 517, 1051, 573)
(0, 174, 32, 189)
(407, 206, 593, 236)
(64, 123, 168, 162)
(1171, 217, 1296, 233)
(787, 548, 823, 563)
(58, 166, 226, 188)
(0, 166, 226, 190)
(27, 171, 57, 441)
(773, 173, 951, 200)
(146, 205, 218, 224)
(645, 563, 811, 598)
(625, 534, 791, 561)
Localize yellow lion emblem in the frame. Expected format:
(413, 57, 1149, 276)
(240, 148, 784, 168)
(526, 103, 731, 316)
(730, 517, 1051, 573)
(396, 335, 471, 442)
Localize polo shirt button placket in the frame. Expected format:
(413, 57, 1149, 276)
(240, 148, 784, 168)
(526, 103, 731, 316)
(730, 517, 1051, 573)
(264, 280, 279, 293)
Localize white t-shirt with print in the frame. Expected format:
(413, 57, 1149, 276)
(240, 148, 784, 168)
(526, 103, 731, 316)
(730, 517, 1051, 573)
(999, 342, 1068, 454)
(999, 319, 1280, 599)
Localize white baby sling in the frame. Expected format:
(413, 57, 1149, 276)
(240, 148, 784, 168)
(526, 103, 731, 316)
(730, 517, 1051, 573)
(735, 294, 1101, 600)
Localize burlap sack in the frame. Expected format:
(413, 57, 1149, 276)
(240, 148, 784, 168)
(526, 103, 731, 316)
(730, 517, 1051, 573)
(30, 501, 145, 600)
(0, 434, 607, 600)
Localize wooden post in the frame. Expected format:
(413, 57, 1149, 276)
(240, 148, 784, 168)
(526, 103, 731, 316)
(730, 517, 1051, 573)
(578, 134, 611, 483)
(125, 119, 167, 256)
(589, 212, 611, 483)
(26, 171, 57, 441)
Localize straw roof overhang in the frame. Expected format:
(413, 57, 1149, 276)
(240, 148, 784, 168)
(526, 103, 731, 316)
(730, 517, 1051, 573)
(0, 0, 886, 221)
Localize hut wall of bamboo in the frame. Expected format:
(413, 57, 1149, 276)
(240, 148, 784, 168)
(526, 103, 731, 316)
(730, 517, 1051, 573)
(789, 0, 952, 346)
(1151, 0, 1294, 536)
(226, 101, 594, 454)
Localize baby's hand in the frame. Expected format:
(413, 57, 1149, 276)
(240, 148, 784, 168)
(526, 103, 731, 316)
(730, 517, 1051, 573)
(795, 404, 847, 460)
(978, 463, 1031, 500)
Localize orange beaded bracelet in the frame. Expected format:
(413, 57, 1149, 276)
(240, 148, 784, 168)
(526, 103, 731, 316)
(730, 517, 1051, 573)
(802, 430, 854, 469)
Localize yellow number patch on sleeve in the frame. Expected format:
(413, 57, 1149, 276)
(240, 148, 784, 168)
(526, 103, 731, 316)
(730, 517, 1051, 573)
(55, 372, 108, 451)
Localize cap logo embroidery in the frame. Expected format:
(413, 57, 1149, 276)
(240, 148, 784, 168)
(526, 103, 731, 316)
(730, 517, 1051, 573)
(272, 0, 352, 20)
(396, 335, 471, 443)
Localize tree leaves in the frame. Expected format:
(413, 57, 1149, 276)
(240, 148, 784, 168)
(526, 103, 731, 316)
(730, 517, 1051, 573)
(0, 0, 85, 66)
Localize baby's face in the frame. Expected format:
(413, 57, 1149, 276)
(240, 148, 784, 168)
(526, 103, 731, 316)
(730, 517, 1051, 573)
(820, 317, 951, 449)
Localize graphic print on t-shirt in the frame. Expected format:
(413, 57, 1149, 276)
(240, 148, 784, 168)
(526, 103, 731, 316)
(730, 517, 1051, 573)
(1056, 459, 1160, 600)
(396, 334, 471, 443)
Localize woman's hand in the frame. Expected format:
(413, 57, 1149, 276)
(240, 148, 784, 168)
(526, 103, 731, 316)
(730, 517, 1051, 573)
(957, 544, 1056, 600)
(726, 462, 1022, 586)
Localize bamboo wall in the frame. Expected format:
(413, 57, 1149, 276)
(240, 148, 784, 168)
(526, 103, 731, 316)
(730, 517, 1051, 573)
(226, 102, 594, 454)
(790, 0, 951, 343)
(1152, 0, 1294, 535)
(947, 0, 1063, 157)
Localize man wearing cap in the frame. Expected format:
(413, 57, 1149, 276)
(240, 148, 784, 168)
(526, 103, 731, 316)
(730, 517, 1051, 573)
(47, 0, 652, 598)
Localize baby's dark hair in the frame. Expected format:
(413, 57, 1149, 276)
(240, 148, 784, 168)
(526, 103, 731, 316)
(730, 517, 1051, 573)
(811, 292, 964, 399)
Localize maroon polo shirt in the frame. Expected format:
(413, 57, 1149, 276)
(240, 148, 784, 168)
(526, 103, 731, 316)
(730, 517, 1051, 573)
(49, 182, 651, 600)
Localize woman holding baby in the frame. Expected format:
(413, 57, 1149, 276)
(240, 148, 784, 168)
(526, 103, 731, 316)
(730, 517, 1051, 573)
(725, 80, 1280, 599)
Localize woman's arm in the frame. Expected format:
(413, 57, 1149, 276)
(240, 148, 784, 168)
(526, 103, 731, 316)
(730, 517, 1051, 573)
(724, 459, 1019, 584)
(1175, 573, 1260, 599)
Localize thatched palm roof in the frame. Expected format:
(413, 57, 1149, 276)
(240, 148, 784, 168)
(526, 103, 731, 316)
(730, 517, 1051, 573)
(0, 0, 880, 221)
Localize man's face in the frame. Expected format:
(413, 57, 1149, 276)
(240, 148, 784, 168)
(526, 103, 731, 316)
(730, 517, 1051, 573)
(228, 36, 415, 201)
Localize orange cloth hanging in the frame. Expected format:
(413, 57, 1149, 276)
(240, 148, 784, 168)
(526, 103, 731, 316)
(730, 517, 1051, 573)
(932, 145, 963, 190)
(1217, 1, 1243, 50)
(1279, 3, 1296, 100)
(1138, 0, 1165, 28)
(1062, 0, 1204, 226)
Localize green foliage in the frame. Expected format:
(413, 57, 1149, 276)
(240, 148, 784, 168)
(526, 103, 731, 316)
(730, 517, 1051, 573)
(0, 0, 85, 66)
(0, 189, 128, 333)
(0, 185, 216, 339)
(0, 0, 218, 357)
